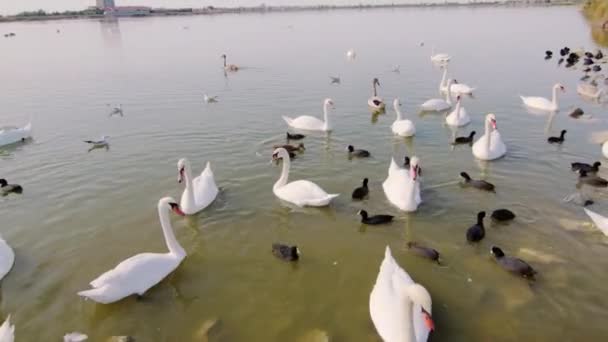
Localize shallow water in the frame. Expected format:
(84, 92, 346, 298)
(1, 5, 608, 341)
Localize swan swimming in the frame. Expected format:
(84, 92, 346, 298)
(439, 68, 475, 95)
(583, 208, 608, 236)
(520, 83, 565, 112)
(421, 79, 452, 112)
(0, 315, 14, 342)
(391, 98, 416, 137)
(370, 246, 434, 342)
(472, 113, 506, 161)
(283, 98, 334, 132)
(221, 54, 239, 72)
(383, 157, 421, 212)
(77, 197, 187, 304)
(178, 158, 219, 215)
(0, 122, 31, 147)
(0, 233, 14, 282)
(272, 148, 339, 207)
(368, 78, 385, 110)
(445, 95, 470, 127)
(430, 46, 450, 64)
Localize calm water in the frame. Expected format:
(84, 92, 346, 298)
(1, 5, 608, 341)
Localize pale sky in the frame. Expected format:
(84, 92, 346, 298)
(0, 0, 434, 15)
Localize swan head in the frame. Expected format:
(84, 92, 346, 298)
(393, 98, 401, 107)
(177, 158, 191, 183)
(373, 78, 380, 87)
(486, 113, 497, 130)
(324, 98, 335, 109)
(404, 284, 434, 332)
(158, 196, 185, 216)
(220, 54, 226, 59)
(554, 83, 566, 92)
(410, 156, 420, 180)
(272, 148, 290, 161)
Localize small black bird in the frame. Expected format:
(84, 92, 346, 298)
(547, 130, 566, 144)
(583, 67, 592, 73)
(491, 246, 537, 279)
(595, 50, 604, 59)
(569, 108, 584, 118)
(0, 179, 23, 195)
(286, 132, 305, 140)
(559, 48, 568, 56)
(584, 58, 595, 66)
(578, 170, 608, 187)
(272, 243, 300, 261)
(466, 211, 486, 242)
(460, 172, 495, 192)
(352, 178, 369, 200)
(571, 161, 601, 174)
(407, 242, 440, 263)
(593, 65, 602, 72)
(545, 50, 553, 59)
(403, 156, 410, 169)
(491, 209, 516, 222)
(580, 75, 591, 81)
(585, 51, 594, 59)
(358, 210, 393, 225)
(453, 131, 476, 145)
(558, 58, 564, 65)
(347, 145, 370, 158)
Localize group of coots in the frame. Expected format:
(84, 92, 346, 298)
(546, 46, 607, 83)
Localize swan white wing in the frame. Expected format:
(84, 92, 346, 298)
(603, 141, 608, 159)
(445, 108, 470, 127)
(420, 99, 449, 111)
(584, 208, 608, 236)
(283, 115, 324, 130)
(451, 83, 474, 94)
(192, 162, 219, 210)
(0, 123, 31, 146)
(383, 168, 419, 212)
(274, 180, 337, 206)
(473, 131, 506, 161)
(0, 235, 15, 282)
(521, 96, 553, 110)
(392, 120, 416, 137)
(0, 315, 14, 342)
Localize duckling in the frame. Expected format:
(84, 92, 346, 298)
(466, 211, 486, 242)
(578, 170, 608, 187)
(491, 246, 537, 279)
(286, 132, 305, 140)
(453, 131, 476, 145)
(357, 210, 393, 225)
(352, 178, 369, 200)
(406, 242, 440, 264)
(571, 161, 601, 174)
(547, 130, 566, 144)
(273, 143, 305, 153)
(0, 179, 23, 195)
(491, 209, 515, 222)
(347, 145, 370, 158)
(272, 243, 300, 261)
(460, 172, 495, 192)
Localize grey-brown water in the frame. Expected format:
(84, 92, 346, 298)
(1, 5, 608, 341)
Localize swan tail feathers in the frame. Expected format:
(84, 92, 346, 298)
(0, 314, 14, 341)
(282, 116, 294, 126)
(78, 285, 118, 304)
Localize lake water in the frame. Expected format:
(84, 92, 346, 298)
(1, 5, 608, 341)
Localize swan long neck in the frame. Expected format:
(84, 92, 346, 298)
(399, 289, 417, 342)
(485, 119, 492, 153)
(159, 203, 185, 257)
(373, 81, 377, 97)
(223, 56, 227, 67)
(395, 103, 403, 120)
(323, 102, 331, 129)
(445, 81, 452, 104)
(552, 86, 559, 107)
(440, 68, 447, 90)
(274, 155, 290, 190)
(455, 98, 461, 119)
(184, 164, 196, 207)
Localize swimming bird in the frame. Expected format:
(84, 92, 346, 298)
(545, 50, 552, 59)
(472, 114, 506, 160)
(578, 170, 608, 188)
(439, 68, 475, 95)
(431, 46, 450, 63)
(491, 209, 515, 222)
(547, 130, 566, 144)
(421, 79, 452, 112)
(383, 157, 421, 212)
(571, 161, 601, 174)
(596, 50, 604, 59)
(358, 210, 394, 225)
(63, 332, 88, 342)
(466, 211, 486, 242)
(391, 98, 416, 137)
(272, 243, 300, 261)
(491, 246, 537, 279)
(370, 246, 434, 342)
(406, 242, 440, 264)
(520, 83, 565, 112)
(585, 51, 594, 59)
(0, 315, 14, 342)
(368, 78, 385, 110)
(569, 108, 585, 118)
(283, 98, 334, 132)
(0, 233, 15, 282)
(453, 131, 476, 145)
(558, 58, 564, 65)
(273, 143, 305, 153)
(77, 197, 187, 304)
(445, 95, 470, 127)
(0, 122, 32, 147)
(352, 178, 369, 200)
(84, 136, 109, 152)
(177, 158, 219, 215)
(329, 76, 341, 84)
(203, 94, 218, 103)
(584, 58, 595, 66)
(286, 132, 305, 140)
(0, 179, 22, 196)
(593, 65, 602, 72)
(560, 47, 569, 56)
(108, 104, 123, 117)
(347, 145, 370, 158)
(272, 148, 339, 207)
(583, 208, 608, 236)
(221, 54, 239, 71)
(460, 172, 495, 192)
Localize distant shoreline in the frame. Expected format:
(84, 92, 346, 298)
(0, 1, 580, 25)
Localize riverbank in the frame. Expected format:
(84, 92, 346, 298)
(0, 0, 581, 24)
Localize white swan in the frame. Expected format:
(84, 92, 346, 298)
(520, 83, 565, 112)
(0, 315, 14, 342)
(430, 47, 450, 63)
(346, 48, 356, 60)
(370, 246, 434, 342)
(421, 80, 452, 112)
(78, 197, 186, 304)
(590, 131, 608, 159)
(445, 95, 470, 127)
(0, 233, 14, 282)
(577, 83, 603, 100)
(439, 68, 475, 95)
(382, 157, 421, 212)
(0, 122, 31, 147)
(272, 148, 339, 207)
(178, 158, 219, 215)
(583, 208, 608, 236)
(368, 78, 385, 110)
(472, 113, 506, 161)
(391, 99, 416, 137)
(283, 98, 334, 132)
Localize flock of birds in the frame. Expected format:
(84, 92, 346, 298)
(3, 45, 608, 341)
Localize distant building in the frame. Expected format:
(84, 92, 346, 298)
(96, 0, 116, 10)
(105, 6, 151, 17)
